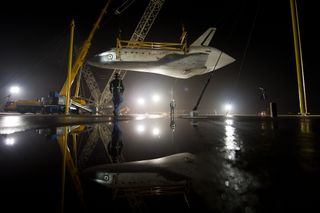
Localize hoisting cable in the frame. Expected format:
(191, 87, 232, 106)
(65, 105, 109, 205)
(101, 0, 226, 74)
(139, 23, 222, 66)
(190, 0, 247, 113)
(192, 51, 223, 111)
(227, 0, 261, 107)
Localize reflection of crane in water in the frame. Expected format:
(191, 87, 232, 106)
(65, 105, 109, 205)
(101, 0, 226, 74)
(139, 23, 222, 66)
(78, 121, 125, 168)
(78, 123, 114, 169)
(108, 121, 124, 163)
(49, 123, 116, 211)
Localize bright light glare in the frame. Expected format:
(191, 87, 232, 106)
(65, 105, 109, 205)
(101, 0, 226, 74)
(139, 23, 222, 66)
(152, 128, 160, 136)
(137, 125, 145, 133)
(3, 116, 21, 127)
(4, 138, 15, 146)
(224, 123, 240, 161)
(225, 125, 234, 137)
(9, 86, 20, 94)
(137, 98, 145, 105)
(225, 119, 233, 125)
(152, 94, 160, 103)
(135, 115, 146, 120)
(225, 103, 232, 111)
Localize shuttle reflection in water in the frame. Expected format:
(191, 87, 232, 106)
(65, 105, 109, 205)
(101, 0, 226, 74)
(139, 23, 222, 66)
(36, 119, 189, 212)
(85, 152, 192, 208)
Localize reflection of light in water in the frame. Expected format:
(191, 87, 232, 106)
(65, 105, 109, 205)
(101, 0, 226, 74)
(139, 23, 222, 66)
(148, 114, 164, 119)
(134, 122, 162, 137)
(2, 116, 21, 127)
(225, 119, 233, 125)
(136, 125, 145, 134)
(225, 125, 235, 138)
(4, 137, 15, 146)
(221, 120, 256, 203)
(137, 98, 145, 105)
(300, 118, 311, 135)
(135, 115, 146, 120)
(224, 123, 240, 160)
(152, 128, 160, 136)
(260, 120, 275, 131)
(135, 114, 164, 121)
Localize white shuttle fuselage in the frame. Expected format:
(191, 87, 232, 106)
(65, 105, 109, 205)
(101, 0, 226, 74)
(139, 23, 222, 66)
(89, 28, 235, 79)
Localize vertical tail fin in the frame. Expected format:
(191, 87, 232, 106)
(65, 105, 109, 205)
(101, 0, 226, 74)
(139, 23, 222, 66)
(190, 27, 216, 47)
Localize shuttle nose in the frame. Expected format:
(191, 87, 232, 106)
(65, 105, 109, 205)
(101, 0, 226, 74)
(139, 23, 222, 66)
(87, 54, 102, 67)
(217, 52, 235, 69)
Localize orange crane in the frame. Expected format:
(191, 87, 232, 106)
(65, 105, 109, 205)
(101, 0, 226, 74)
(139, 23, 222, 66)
(60, 0, 112, 113)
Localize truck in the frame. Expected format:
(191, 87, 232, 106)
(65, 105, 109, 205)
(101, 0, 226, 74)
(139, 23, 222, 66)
(4, 99, 42, 114)
(3, 91, 96, 114)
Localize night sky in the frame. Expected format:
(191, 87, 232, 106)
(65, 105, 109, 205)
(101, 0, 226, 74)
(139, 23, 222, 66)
(0, 0, 318, 114)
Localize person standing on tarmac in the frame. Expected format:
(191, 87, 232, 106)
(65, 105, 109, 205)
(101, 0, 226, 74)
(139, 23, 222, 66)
(170, 99, 176, 115)
(109, 73, 124, 117)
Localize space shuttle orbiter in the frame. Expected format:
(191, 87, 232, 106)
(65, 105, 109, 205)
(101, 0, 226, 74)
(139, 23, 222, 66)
(89, 28, 235, 79)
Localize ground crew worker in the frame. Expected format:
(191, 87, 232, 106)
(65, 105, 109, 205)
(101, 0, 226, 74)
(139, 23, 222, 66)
(109, 73, 124, 117)
(170, 99, 176, 115)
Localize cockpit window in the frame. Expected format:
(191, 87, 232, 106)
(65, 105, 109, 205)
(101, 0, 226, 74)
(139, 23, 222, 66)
(100, 51, 115, 62)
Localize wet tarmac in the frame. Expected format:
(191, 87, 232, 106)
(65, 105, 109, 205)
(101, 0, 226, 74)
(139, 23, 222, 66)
(1, 114, 320, 212)
(0, 113, 113, 134)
